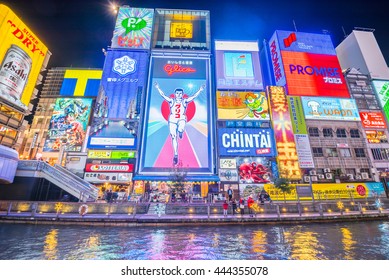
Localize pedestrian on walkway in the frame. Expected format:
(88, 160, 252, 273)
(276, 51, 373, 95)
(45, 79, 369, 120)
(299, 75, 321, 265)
(227, 186, 233, 201)
(223, 200, 229, 217)
(247, 195, 255, 217)
(231, 199, 237, 215)
(239, 197, 245, 215)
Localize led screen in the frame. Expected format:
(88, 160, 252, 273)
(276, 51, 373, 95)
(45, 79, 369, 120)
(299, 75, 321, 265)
(301, 96, 360, 121)
(111, 7, 154, 49)
(215, 41, 263, 90)
(87, 50, 148, 149)
(216, 91, 269, 120)
(0, 5, 49, 110)
(139, 56, 214, 175)
(43, 98, 92, 152)
(236, 157, 277, 184)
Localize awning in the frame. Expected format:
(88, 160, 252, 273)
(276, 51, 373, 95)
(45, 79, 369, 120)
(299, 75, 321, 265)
(133, 175, 220, 182)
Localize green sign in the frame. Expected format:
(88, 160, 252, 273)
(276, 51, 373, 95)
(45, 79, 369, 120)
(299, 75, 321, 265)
(110, 151, 136, 159)
(287, 96, 307, 134)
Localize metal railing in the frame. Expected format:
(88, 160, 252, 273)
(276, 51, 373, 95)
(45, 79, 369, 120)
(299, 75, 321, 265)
(17, 160, 98, 202)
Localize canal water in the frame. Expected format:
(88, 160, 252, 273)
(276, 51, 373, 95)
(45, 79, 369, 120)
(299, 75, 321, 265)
(0, 220, 388, 260)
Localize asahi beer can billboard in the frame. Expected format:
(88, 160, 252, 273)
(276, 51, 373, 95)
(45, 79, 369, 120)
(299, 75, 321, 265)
(0, 5, 49, 110)
(0, 44, 32, 106)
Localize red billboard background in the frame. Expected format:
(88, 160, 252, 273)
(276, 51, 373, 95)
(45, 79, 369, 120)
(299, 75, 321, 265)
(281, 51, 350, 98)
(359, 112, 387, 129)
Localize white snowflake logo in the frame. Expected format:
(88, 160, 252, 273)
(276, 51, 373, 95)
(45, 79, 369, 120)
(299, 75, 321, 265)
(112, 55, 136, 76)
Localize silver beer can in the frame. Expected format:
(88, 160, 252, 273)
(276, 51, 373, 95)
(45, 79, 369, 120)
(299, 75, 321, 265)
(0, 44, 32, 102)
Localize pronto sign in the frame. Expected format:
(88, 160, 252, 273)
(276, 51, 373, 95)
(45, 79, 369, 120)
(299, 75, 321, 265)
(0, 4, 49, 109)
(111, 7, 154, 49)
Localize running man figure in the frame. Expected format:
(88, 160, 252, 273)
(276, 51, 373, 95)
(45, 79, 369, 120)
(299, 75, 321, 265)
(154, 82, 205, 165)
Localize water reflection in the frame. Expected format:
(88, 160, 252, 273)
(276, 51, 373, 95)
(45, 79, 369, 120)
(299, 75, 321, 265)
(0, 221, 388, 260)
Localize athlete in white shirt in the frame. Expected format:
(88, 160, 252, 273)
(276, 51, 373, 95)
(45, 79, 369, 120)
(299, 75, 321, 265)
(154, 82, 205, 165)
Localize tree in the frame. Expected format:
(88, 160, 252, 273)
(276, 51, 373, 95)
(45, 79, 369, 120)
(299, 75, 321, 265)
(273, 168, 293, 203)
(169, 160, 188, 195)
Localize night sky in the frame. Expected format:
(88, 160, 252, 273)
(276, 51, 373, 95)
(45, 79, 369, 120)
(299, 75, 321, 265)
(3, 0, 389, 69)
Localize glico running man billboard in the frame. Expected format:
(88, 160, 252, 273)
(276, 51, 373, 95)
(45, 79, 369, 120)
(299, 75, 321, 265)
(138, 56, 215, 175)
(43, 98, 93, 152)
(0, 5, 49, 110)
(215, 41, 263, 90)
(111, 7, 154, 50)
(268, 30, 350, 98)
(87, 50, 148, 149)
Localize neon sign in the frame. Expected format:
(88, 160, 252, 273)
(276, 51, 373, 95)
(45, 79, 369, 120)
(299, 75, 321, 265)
(268, 86, 301, 179)
(164, 64, 196, 75)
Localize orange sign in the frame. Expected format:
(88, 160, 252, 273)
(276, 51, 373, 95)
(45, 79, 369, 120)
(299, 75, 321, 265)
(170, 22, 193, 39)
(359, 111, 387, 129)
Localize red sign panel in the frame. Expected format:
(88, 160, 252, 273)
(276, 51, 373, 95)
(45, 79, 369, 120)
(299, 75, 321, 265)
(359, 112, 387, 129)
(85, 164, 134, 173)
(281, 51, 350, 98)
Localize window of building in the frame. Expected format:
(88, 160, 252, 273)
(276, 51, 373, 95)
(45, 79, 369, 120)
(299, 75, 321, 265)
(323, 128, 333, 137)
(350, 129, 360, 138)
(308, 127, 319, 137)
(326, 148, 338, 157)
(339, 148, 352, 157)
(354, 148, 366, 157)
(312, 147, 324, 157)
(336, 128, 347, 138)
(371, 148, 389, 160)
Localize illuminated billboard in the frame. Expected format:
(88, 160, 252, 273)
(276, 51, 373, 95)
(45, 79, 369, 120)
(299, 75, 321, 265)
(215, 41, 263, 90)
(268, 30, 350, 98)
(372, 80, 389, 122)
(60, 69, 102, 97)
(153, 9, 210, 50)
(85, 163, 133, 172)
(365, 130, 387, 143)
(138, 56, 215, 175)
(216, 91, 269, 120)
(87, 50, 148, 149)
(272, 30, 337, 55)
(301, 96, 360, 121)
(359, 111, 387, 129)
(218, 128, 276, 157)
(268, 86, 301, 179)
(236, 157, 277, 184)
(281, 51, 350, 97)
(0, 5, 49, 110)
(43, 98, 93, 152)
(111, 7, 154, 49)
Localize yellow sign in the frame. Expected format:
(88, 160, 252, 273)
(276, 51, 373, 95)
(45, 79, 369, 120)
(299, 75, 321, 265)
(0, 5, 49, 109)
(170, 22, 193, 39)
(87, 150, 111, 159)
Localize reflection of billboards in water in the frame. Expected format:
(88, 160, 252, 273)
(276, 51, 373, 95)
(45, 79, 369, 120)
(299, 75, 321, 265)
(87, 50, 148, 149)
(43, 98, 92, 152)
(138, 56, 215, 175)
(215, 41, 263, 90)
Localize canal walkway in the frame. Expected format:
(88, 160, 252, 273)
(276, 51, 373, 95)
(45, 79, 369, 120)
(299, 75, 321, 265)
(1, 201, 388, 227)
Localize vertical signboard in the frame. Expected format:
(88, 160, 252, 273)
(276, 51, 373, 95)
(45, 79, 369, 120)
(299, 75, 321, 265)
(111, 7, 154, 50)
(268, 31, 286, 87)
(139, 56, 214, 175)
(0, 5, 49, 110)
(372, 80, 389, 122)
(268, 86, 301, 179)
(43, 98, 93, 152)
(216, 91, 269, 120)
(214, 41, 263, 90)
(287, 96, 314, 168)
(88, 50, 148, 149)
